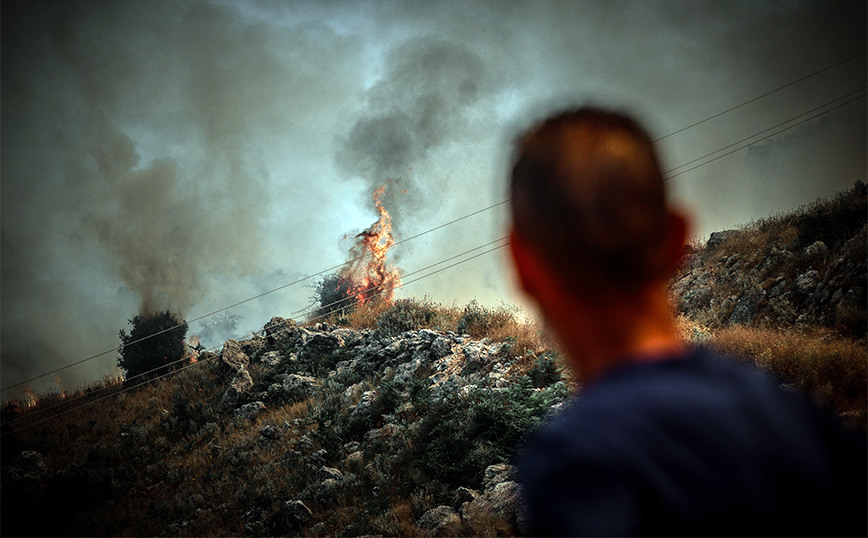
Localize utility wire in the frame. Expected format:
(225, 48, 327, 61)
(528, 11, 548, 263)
(654, 50, 866, 142)
(1, 238, 511, 435)
(665, 91, 866, 180)
(0, 200, 511, 393)
(7, 237, 511, 423)
(3, 51, 863, 394)
(16, 78, 861, 418)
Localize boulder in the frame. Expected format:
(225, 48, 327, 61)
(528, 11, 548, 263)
(299, 331, 344, 363)
(393, 357, 426, 385)
(259, 424, 280, 440)
(728, 292, 760, 325)
(797, 269, 821, 294)
(332, 328, 364, 347)
(234, 401, 266, 420)
(348, 390, 377, 422)
(280, 374, 322, 401)
(803, 240, 829, 260)
(260, 351, 283, 367)
(482, 463, 513, 492)
(462, 481, 528, 536)
(453, 486, 478, 510)
(265, 316, 297, 346)
(316, 466, 343, 481)
(706, 229, 738, 250)
(218, 340, 249, 377)
(430, 337, 452, 359)
(281, 500, 313, 528)
(341, 383, 366, 407)
(221, 366, 253, 408)
(417, 505, 462, 537)
(239, 337, 266, 362)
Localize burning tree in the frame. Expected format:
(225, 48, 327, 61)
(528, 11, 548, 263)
(118, 311, 189, 385)
(314, 185, 401, 318)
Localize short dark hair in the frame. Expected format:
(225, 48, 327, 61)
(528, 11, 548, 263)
(510, 107, 670, 292)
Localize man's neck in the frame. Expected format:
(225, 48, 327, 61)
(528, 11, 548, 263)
(549, 283, 685, 384)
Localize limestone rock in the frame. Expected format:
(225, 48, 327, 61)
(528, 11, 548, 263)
(417, 505, 462, 537)
(234, 401, 266, 420)
(218, 340, 249, 377)
(265, 316, 297, 346)
(462, 480, 527, 536)
(221, 366, 253, 408)
(281, 499, 313, 528)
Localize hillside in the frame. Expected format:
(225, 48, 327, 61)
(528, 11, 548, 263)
(2, 302, 563, 537)
(2, 186, 866, 537)
(672, 181, 867, 340)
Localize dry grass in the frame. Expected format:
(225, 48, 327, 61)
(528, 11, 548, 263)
(678, 318, 868, 432)
(5, 291, 864, 536)
(321, 297, 552, 360)
(338, 296, 394, 329)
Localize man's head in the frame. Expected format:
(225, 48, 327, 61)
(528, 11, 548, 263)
(508, 106, 688, 379)
(510, 107, 683, 298)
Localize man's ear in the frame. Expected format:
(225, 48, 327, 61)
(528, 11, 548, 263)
(661, 209, 689, 278)
(509, 227, 539, 298)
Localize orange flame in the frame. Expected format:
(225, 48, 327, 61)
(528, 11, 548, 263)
(339, 185, 401, 305)
(187, 335, 201, 364)
(22, 385, 37, 408)
(54, 376, 67, 400)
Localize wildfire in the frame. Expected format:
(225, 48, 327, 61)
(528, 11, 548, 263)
(338, 185, 401, 306)
(54, 376, 67, 400)
(22, 385, 37, 409)
(187, 335, 202, 364)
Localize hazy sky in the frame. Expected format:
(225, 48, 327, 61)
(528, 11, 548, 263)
(2, 0, 865, 398)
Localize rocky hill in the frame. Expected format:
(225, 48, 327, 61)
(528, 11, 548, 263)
(2, 305, 566, 537)
(2, 185, 865, 537)
(672, 182, 867, 341)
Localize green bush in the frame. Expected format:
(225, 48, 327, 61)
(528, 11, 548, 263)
(313, 273, 358, 318)
(527, 352, 563, 388)
(160, 395, 212, 439)
(456, 299, 515, 337)
(376, 299, 436, 336)
(377, 379, 403, 415)
(412, 376, 569, 489)
(117, 311, 188, 385)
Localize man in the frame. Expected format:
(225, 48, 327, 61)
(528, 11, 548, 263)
(510, 107, 866, 536)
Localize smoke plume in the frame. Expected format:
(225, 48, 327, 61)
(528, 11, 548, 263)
(2, 0, 864, 401)
(336, 37, 496, 227)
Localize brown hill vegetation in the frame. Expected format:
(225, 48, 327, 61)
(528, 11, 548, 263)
(2, 185, 865, 536)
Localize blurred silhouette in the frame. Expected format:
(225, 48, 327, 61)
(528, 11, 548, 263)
(510, 107, 866, 536)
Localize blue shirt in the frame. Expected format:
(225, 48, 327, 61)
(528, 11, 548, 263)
(516, 347, 866, 536)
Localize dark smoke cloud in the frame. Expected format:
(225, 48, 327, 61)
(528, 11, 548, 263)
(1, 0, 355, 395)
(1, 0, 864, 400)
(336, 37, 497, 227)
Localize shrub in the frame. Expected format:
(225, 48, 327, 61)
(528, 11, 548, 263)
(160, 395, 212, 439)
(313, 273, 358, 318)
(118, 311, 189, 385)
(376, 299, 437, 336)
(413, 376, 569, 489)
(456, 300, 516, 338)
(527, 352, 563, 388)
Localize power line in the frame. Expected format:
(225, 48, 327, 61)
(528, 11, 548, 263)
(665, 91, 866, 181)
(9, 236, 511, 423)
(2, 238, 511, 434)
(654, 50, 866, 142)
(664, 87, 866, 176)
(0, 201, 510, 394)
(3, 51, 862, 394)
(5, 79, 865, 426)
